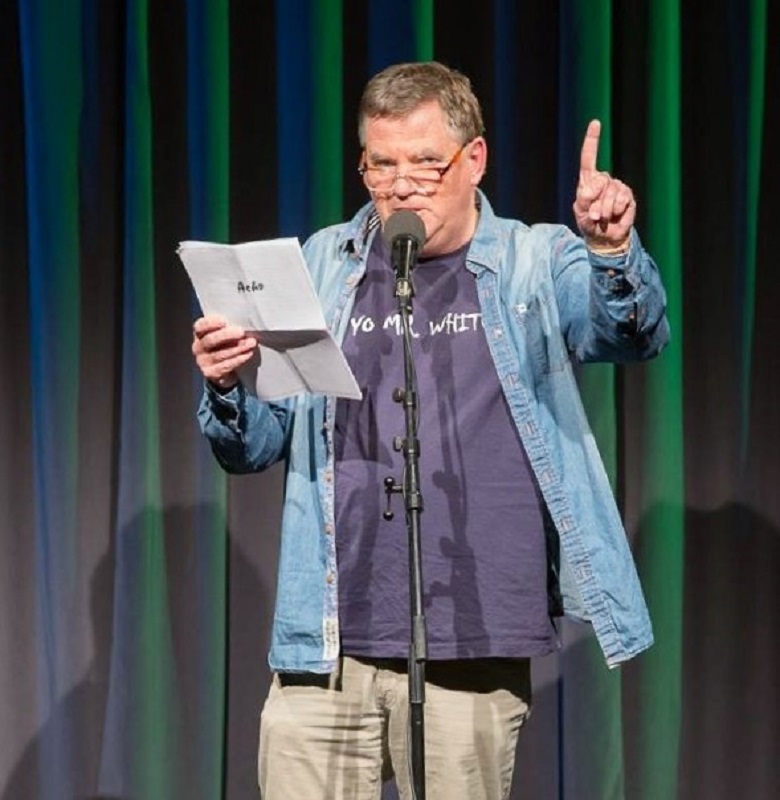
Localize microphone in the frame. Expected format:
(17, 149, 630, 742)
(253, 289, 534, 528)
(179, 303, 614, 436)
(382, 210, 426, 300)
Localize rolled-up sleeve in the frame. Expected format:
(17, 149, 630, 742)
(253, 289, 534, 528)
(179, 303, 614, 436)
(551, 226, 671, 364)
(197, 382, 291, 473)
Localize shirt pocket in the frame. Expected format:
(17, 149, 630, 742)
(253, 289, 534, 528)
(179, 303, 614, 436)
(513, 288, 569, 375)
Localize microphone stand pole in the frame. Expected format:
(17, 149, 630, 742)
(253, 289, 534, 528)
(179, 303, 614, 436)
(384, 260, 427, 800)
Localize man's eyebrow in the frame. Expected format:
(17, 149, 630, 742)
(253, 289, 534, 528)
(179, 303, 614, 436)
(365, 150, 395, 163)
(365, 146, 443, 162)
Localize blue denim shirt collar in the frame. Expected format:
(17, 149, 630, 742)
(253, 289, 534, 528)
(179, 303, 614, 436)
(338, 189, 504, 273)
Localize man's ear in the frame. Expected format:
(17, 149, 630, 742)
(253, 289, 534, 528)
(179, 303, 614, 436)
(468, 137, 488, 185)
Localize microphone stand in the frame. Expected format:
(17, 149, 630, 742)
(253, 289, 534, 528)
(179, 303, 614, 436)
(383, 250, 428, 800)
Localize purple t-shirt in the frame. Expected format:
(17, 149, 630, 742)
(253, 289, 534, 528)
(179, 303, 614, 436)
(334, 233, 555, 660)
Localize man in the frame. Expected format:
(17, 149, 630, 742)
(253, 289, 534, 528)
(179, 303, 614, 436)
(192, 61, 669, 799)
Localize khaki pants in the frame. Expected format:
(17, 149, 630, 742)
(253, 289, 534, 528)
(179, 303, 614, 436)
(258, 655, 532, 799)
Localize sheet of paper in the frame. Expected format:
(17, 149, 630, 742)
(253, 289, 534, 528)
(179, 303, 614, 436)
(178, 238, 362, 401)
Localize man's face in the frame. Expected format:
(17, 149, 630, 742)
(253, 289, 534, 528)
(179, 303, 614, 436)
(361, 101, 487, 257)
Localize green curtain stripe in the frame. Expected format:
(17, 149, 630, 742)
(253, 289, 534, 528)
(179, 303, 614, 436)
(741, 0, 767, 460)
(562, 7, 624, 800)
(414, 0, 434, 59)
(203, 0, 230, 239)
(636, 1, 685, 798)
(570, 0, 616, 486)
(124, 0, 174, 795)
(570, 1, 613, 161)
(311, 0, 343, 228)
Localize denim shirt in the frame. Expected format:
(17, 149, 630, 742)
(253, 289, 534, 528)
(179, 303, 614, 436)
(198, 191, 670, 671)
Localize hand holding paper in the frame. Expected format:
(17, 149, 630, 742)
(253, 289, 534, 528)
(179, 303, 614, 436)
(179, 238, 361, 401)
(191, 316, 258, 391)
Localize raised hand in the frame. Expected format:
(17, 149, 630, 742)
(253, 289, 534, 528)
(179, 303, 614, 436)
(572, 119, 636, 252)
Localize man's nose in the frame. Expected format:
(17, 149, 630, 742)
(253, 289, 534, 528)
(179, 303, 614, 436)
(393, 173, 415, 197)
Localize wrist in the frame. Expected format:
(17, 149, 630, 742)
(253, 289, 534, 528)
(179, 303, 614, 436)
(209, 377, 239, 395)
(586, 233, 631, 256)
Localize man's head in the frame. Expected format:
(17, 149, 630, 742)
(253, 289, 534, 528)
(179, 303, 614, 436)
(358, 62, 488, 256)
(358, 61, 485, 147)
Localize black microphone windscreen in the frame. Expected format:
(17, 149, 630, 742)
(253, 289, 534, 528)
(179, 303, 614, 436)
(382, 210, 426, 248)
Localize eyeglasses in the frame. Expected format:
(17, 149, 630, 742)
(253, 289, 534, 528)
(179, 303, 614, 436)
(358, 140, 470, 197)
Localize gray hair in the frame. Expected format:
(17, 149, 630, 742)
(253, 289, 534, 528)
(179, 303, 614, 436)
(358, 61, 485, 146)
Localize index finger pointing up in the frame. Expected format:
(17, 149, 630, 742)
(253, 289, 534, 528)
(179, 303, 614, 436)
(579, 119, 602, 176)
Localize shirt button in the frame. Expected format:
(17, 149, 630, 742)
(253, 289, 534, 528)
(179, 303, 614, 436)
(325, 471, 333, 483)
(325, 523, 334, 535)
(326, 572, 335, 584)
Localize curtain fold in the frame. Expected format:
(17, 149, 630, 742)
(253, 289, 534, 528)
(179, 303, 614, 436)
(557, 7, 625, 800)
(17, 2, 84, 797)
(628, 3, 685, 798)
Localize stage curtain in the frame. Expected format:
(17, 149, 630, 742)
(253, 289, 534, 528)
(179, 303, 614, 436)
(0, 1, 776, 798)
